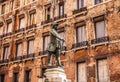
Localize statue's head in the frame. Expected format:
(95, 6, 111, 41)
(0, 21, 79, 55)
(51, 22, 58, 30)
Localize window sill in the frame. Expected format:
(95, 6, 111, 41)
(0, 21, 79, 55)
(26, 24, 37, 30)
(91, 36, 109, 44)
(54, 14, 67, 22)
(2, 32, 12, 38)
(41, 19, 53, 26)
(91, 36, 109, 48)
(15, 28, 25, 33)
(91, 41, 109, 48)
(73, 7, 87, 15)
(22, 53, 34, 61)
(0, 59, 9, 65)
(39, 51, 48, 56)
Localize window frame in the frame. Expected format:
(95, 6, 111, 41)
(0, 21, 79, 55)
(96, 58, 110, 82)
(18, 14, 25, 29)
(58, 2, 64, 16)
(6, 20, 12, 33)
(94, 20, 105, 38)
(0, 74, 5, 82)
(1, 4, 6, 14)
(44, 4, 51, 21)
(24, 70, 32, 82)
(77, 61, 87, 82)
(93, 15, 106, 39)
(16, 42, 22, 57)
(27, 39, 34, 55)
(2, 46, 9, 60)
(43, 35, 50, 51)
(77, 0, 84, 9)
(13, 72, 19, 82)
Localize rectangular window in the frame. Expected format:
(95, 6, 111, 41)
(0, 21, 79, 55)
(45, 6, 51, 20)
(77, 0, 84, 9)
(97, 59, 109, 82)
(7, 22, 12, 33)
(0, 74, 5, 82)
(30, 13, 35, 25)
(59, 2, 64, 16)
(76, 25, 86, 42)
(19, 18, 25, 29)
(24, 70, 31, 82)
(95, 20, 105, 38)
(1, 4, 6, 14)
(16, 43, 22, 57)
(77, 62, 87, 82)
(13, 73, 18, 82)
(43, 36, 50, 51)
(95, 0, 103, 4)
(27, 40, 34, 54)
(3, 46, 9, 60)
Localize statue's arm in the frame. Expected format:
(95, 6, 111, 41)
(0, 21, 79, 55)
(50, 29, 64, 41)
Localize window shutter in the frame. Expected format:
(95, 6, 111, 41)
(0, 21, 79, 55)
(78, 62, 87, 82)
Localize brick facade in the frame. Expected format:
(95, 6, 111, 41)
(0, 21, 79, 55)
(0, 0, 120, 82)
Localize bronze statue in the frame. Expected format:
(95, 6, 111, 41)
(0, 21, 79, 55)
(47, 23, 64, 67)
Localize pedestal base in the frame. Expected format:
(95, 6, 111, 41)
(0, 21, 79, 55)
(44, 67, 70, 82)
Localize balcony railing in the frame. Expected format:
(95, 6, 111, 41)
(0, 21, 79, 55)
(14, 56, 22, 61)
(22, 53, 34, 59)
(2, 32, 12, 37)
(26, 24, 37, 30)
(39, 50, 48, 56)
(73, 7, 87, 15)
(41, 19, 53, 25)
(54, 14, 67, 21)
(0, 59, 8, 64)
(72, 41, 88, 48)
(91, 36, 109, 44)
(15, 28, 25, 33)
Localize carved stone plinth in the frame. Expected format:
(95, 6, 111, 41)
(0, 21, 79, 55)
(44, 67, 70, 82)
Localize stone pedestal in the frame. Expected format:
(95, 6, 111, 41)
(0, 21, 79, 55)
(44, 67, 70, 82)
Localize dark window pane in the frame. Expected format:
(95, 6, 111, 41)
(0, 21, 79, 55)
(13, 73, 18, 82)
(0, 74, 5, 82)
(25, 70, 31, 82)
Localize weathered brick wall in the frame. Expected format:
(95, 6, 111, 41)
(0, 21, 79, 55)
(0, 0, 120, 82)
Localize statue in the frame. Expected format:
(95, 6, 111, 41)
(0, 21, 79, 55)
(47, 22, 64, 67)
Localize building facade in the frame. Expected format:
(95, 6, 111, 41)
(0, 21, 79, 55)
(0, 0, 120, 82)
